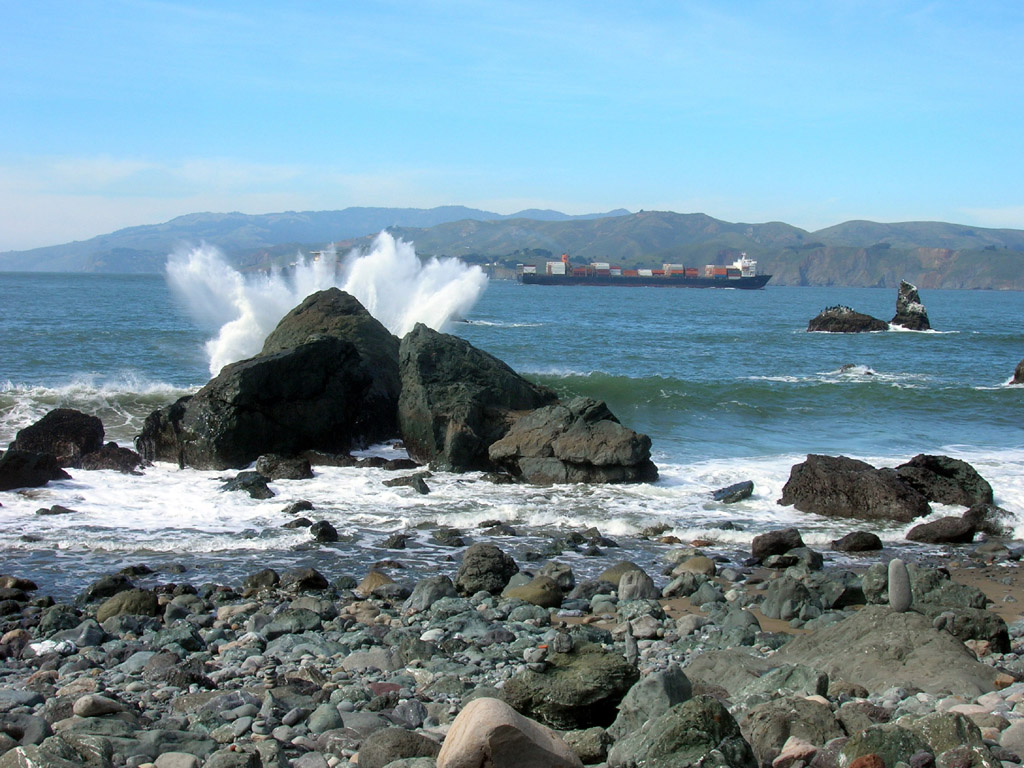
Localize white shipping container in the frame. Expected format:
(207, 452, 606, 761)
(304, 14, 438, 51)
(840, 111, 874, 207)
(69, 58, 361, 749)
(638, 269, 654, 277)
(610, 268, 622, 276)
(663, 263, 685, 272)
(591, 262, 610, 270)
(547, 262, 567, 275)
(522, 265, 537, 274)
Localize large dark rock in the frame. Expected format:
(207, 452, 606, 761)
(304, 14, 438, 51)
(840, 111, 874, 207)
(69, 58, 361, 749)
(489, 397, 658, 484)
(779, 454, 931, 523)
(831, 531, 883, 552)
(78, 442, 142, 473)
(751, 527, 804, 562)
(137, 290, 401, 470)
(891, 280, 931, 331)
(455, 542, 519, 595)
(0, 450, 71, 492)
(9, 408, 104, 467)
(895, 454, 993, 507)
(714, 480, 754, 503)
(397, 323, 556, 470)
(906, 516, 976, 544)
(254, 454, 313, 480)
(963, 503, 1012, 537)
(807, 306, 888, 333)
(1014, 359, 1024, 385)
(502, 645, 640, 730)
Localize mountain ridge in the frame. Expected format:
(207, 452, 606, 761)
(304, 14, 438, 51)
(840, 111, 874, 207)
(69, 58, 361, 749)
(1, 206, 1021, 289)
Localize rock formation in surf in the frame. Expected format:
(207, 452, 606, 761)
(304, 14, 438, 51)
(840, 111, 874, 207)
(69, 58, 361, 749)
(135, 289, 657, 483)
(778, 453, 995, 523)
(806, 305, 887, 333)
(1013, 358, 1024, 384)
(488, 397, 659, 484)
(397, 323, 557, 471)
(890, 280, 931, 330)
(136, 288, 401, 471)
(9, 408, 104, 467)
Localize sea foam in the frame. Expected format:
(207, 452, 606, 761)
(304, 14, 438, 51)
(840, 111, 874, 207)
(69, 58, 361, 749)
(166, 232, 488, 376)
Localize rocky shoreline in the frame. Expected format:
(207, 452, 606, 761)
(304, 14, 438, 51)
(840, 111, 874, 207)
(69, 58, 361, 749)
(2, 527, 1024, 768)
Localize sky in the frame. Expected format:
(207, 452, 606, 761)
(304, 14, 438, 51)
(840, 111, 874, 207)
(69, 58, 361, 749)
(2, 0, 1023, 251)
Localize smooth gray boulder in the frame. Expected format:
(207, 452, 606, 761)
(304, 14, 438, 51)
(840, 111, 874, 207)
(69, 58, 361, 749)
(607, 664, 692, 742)
(772, 605, 1000, 696)
(888, 558, 912, 612)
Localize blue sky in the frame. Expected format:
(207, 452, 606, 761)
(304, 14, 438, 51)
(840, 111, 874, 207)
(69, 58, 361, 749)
(2, 0, 1023, 250)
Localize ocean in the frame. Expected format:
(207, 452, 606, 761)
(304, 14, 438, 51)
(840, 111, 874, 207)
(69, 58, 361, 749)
(2, 236, 1023, 599)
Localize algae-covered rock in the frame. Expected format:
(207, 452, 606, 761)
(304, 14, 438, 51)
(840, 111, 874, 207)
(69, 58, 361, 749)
(502, 645, 639, 730)
(607, 695, 756, 768)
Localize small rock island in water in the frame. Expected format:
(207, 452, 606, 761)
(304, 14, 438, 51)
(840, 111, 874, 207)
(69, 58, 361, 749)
(808, 280, 931, 332)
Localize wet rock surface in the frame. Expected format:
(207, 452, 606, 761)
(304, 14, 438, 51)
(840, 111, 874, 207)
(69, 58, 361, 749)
(808, 305, 888, 333)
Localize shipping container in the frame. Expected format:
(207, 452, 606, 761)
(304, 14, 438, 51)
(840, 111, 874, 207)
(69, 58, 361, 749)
(623, 269, 638, 277)
(596, 269, 610, 276)
(522, 265, 537, 274)
(638, 269, 654, 277)
(547, 262, 567, 275)
(705, 265, 716, 277)
(572, 268, 588, 276)
(652, 269, 665, 276)
(684, 268, 698, 277)
(726, 268, 741, 277)
(610, 268, 622, 276)
(591, 262, 611, 270)
(663, 263, 685, 272)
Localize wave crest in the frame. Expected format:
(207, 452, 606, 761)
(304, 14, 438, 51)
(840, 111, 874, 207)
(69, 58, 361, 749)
(167, 233, 488, 376)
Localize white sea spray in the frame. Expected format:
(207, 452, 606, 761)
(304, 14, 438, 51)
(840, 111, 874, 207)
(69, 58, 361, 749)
(166, 232, 488, 376)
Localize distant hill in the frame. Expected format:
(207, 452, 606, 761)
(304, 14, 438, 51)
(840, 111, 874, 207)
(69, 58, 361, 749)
(0, 206, 631, 274)
(345, 211, 1024, 290)
(813, 220, 1024, 251)
(1, 205, 1022, 289)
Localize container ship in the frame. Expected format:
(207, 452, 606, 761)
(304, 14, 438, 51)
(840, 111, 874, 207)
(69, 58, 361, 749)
(517, 254, 771, 289)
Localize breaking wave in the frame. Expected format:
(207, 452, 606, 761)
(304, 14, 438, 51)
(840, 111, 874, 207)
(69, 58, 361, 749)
(166, 232, 488, 375)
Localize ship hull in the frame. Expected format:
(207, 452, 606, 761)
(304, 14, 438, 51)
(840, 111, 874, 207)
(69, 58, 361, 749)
(519, 273, 772, 289)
